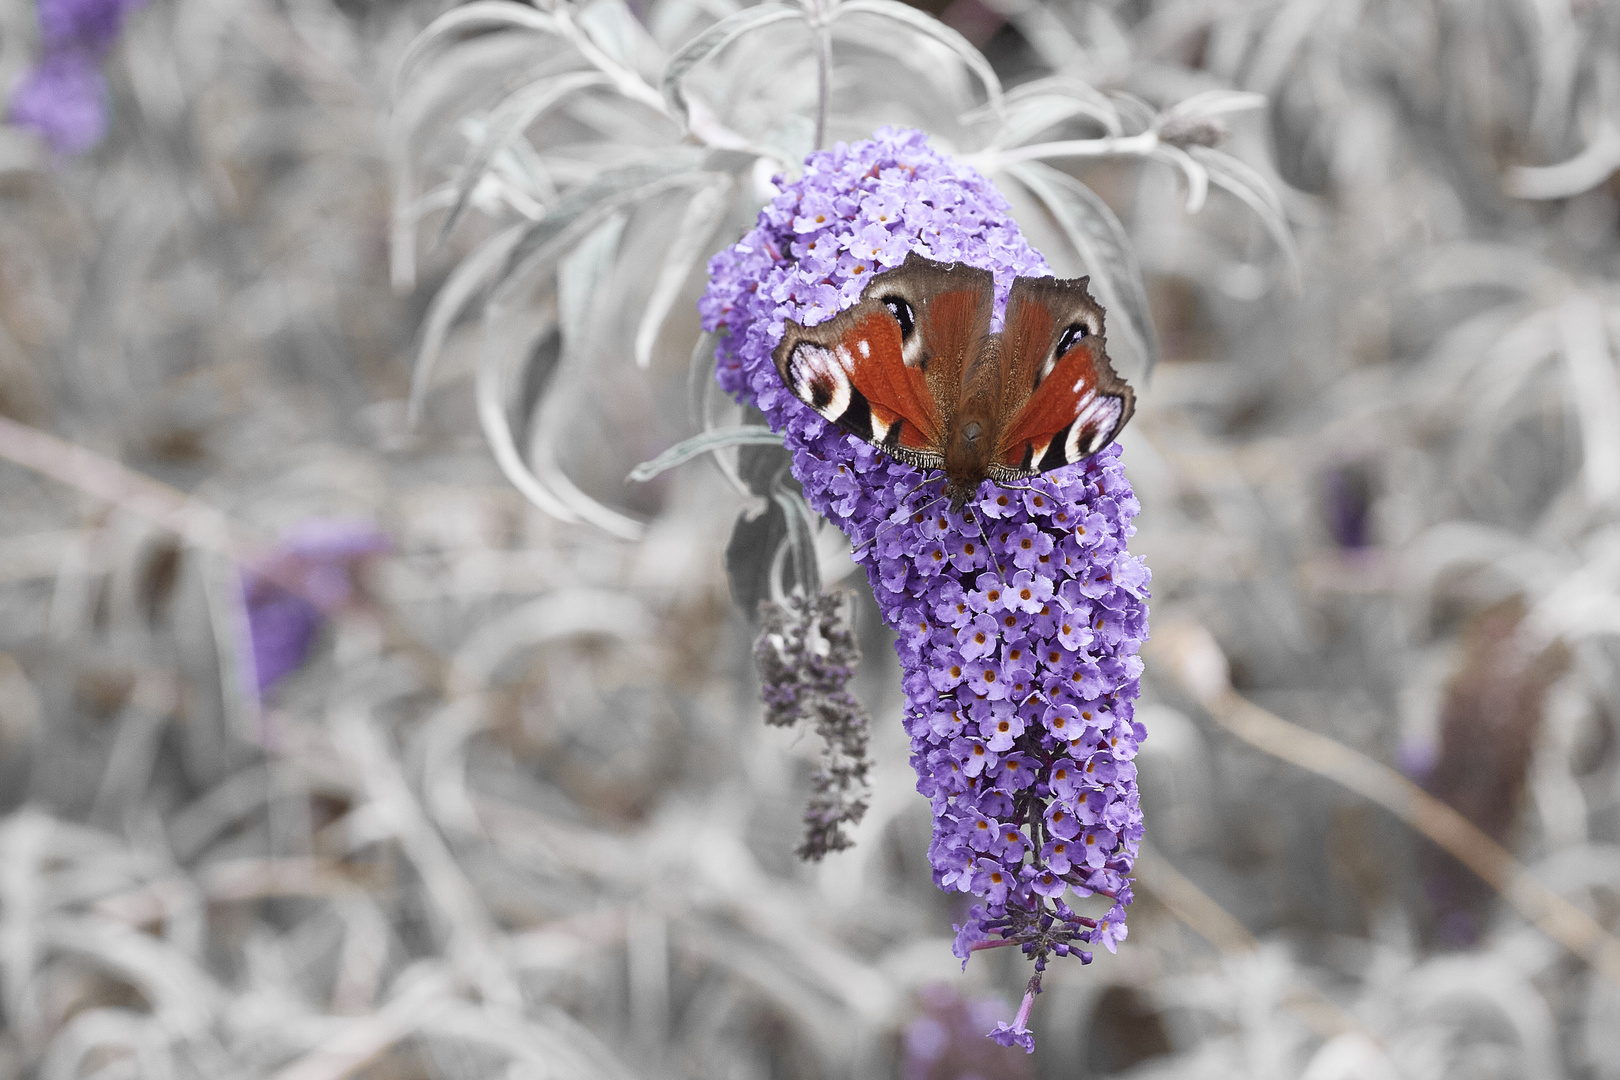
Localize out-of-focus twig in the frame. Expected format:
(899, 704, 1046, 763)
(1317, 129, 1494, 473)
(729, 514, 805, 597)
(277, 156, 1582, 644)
(0, 415, 250, 559)
(1150, 619, 1620, 987)
(1504, 125, 1620, 200)
(0, 415, 448, 688)
(1134, 844, 1370, 1040)
(1133, 845, 1257, 955)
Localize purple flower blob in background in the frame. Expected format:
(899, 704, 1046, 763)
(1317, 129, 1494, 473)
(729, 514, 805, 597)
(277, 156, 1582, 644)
(241, 519, 390, 698)
(38, 0, 144, 52)
(701, 128, 1149, 1053)
(902, 983, 1035, 1080)
(7, 0, 147, 156)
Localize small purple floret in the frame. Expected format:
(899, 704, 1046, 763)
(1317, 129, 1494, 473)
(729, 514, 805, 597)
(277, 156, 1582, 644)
(988, 990, 1037, 1053)
(39, 0, 146, 53)
(241, 519, 389, 697)
(8, 52, 106, 156)
(700, 127, 1150, 1052)
(8, 0, 148, 156)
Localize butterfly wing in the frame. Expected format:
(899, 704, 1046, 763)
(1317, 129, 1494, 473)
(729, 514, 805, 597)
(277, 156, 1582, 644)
(990, 274, 1135, 479)
(772, 254, 993, 467)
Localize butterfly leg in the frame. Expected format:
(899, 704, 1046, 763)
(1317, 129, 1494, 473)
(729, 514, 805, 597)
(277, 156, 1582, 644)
(964, 506, 1009, 591)
(849, 475, 946, 556)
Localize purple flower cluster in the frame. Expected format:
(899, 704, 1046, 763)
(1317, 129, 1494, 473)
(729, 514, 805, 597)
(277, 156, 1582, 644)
(8, 0, 147, 156)
(700, 128, 1149, 1052)
(754, 591, 873, 859)
(241, 519, 390, 698)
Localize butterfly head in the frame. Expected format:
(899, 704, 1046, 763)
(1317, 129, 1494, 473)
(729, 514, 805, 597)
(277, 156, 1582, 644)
(945, 407, 997, 507)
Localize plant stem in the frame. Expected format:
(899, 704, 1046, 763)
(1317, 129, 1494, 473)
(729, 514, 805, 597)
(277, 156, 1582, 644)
(810, 0, 832, 149)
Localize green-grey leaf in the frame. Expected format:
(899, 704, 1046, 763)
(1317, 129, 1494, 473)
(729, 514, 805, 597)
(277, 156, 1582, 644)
(395, 1, 563, 98)
(501, 153, 707, 281)
(627, 426, 784, 483)
(410, 221, 529, 425)
(635, 175, 734, 369)
(661, 4, 806, 127)
(437, 71, 611, 246)
(1005, 161, 1159, 385)
(832, 0, 1002, 116)
(771, 473, 821, 599)
(1188, 145, 1301, 288)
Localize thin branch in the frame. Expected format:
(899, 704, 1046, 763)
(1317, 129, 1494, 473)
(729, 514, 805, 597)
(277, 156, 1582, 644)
(809, 0, 832, 150)
(0, 415, 249, 560)
(1150, 620, 1620, 988)
(1134, 844, 1370, 1040)
(0, 415, 448, 687)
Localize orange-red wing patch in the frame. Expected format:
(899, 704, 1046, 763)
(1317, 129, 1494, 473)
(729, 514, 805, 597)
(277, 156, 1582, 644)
(997, 341, 1129, 474)
(838, 310, 943, 447)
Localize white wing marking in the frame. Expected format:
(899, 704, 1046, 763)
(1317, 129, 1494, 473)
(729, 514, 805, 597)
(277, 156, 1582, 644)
(790, 342, 852, 419)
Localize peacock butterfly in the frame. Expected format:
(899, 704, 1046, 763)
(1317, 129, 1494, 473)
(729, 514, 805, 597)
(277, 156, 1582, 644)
(772, 252, 1136, 509)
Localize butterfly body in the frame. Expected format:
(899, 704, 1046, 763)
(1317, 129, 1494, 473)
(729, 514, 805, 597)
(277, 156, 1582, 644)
(772, 253, 1136, 510)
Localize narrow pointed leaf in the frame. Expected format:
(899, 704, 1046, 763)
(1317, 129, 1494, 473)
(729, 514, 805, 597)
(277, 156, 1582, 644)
(411, 222, 530, 424)
(772, 474, 821, 599)
(502, 154, 706, 279)
(832, 0, 1002, 116)
(635, 176, 734, 369)
(474, 314, 581, 527)
(662, 4, 805, 127)
(558, 213, 628, 365)
(395, 1, 563, 97)
(438, 72, 612, 244)
(1188, 146, 1301, 288)
(627, 426, 784, 483)
(1004, 161, 1159, 384)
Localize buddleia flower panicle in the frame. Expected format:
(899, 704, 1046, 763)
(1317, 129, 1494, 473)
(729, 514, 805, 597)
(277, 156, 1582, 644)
(754, 591, 873, 859)
(701, 128, 1150, 1053)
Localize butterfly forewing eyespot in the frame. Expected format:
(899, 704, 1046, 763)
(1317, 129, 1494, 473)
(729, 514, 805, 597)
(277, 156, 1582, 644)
(1056, 323, 1090, 357)
(884, 297, 915, 338)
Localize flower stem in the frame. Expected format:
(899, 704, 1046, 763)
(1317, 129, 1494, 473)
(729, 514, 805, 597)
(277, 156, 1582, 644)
(813, 12, 832, 150)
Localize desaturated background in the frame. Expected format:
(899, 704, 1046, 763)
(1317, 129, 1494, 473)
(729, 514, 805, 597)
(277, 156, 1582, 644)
(0, 1, 1618, 1078)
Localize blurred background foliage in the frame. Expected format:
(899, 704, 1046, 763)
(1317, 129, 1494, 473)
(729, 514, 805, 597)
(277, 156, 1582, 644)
(0, 0, 1618, 1078)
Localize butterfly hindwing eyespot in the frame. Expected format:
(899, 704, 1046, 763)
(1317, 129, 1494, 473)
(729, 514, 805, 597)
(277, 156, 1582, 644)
(785, 341, 854, 423)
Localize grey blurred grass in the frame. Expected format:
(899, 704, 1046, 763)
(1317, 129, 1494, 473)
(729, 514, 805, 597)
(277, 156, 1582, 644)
(0, 0, 1617, 1078)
